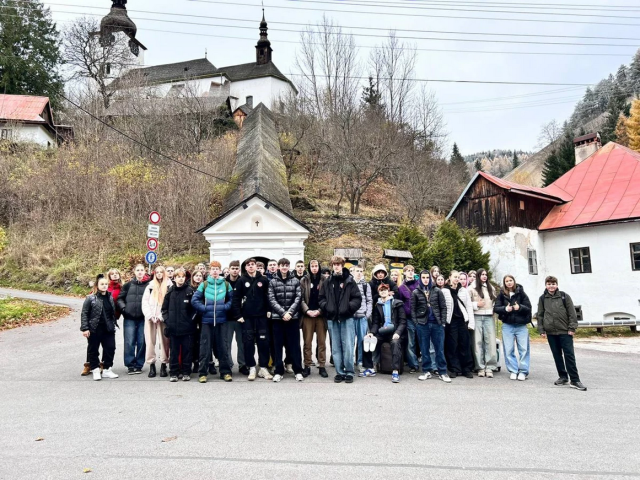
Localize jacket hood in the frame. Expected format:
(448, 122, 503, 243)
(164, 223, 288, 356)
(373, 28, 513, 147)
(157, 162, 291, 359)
(331, 267, 352, 281)
(307, 260, 323, 282)
(276, 270, 292, 281)
(371, 263, 388, 278)
(206, 275, 226, 285)
(377, 295, 393, 305)
(417, 270, 432, 292)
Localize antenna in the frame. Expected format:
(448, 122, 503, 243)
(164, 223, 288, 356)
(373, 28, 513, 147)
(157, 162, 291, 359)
(205, 48, 208, 59)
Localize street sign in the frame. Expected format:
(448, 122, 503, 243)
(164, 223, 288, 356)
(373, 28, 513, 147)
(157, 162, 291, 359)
(145, 251, 158, 265)
(147, 238, 158, 251)
(149, 211, 161, 224)
(147, 224, 160, 238)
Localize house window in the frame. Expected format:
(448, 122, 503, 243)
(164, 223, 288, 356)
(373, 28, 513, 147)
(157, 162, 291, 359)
(631, 243, 640, 271)
(519, 200, 525, 210)
(1, 129, 12, 140)
(527, 249, 538, 275)
(569, 247, 592, 274)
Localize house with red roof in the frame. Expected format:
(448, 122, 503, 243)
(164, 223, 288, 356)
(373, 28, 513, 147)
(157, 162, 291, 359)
(0, 94, 72, 148)
(448, 141, 640, 327)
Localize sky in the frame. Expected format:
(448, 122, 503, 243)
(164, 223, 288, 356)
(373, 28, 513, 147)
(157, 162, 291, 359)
(43, 0, 640, 155)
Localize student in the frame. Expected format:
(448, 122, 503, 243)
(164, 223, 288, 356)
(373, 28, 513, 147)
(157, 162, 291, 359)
(165, 266, 175, 282)
(368, 284, 406, 383)
(225, 260, 248, 375)
(300, 259, 328, 378)
(390, 270, 400, 286)
(256, 261, 266, 276)
(458, 272, 469, 289)
(442, 271, 475, 379)
(430, 266, 441, 285)
(196, 263, 207, 275)
(192, 261, 233, 383)
(467, 270, 477, 287)
(222, 267, 230, 279)
(494, 275, 531, 381)
(369, 264, 399, 304)
(117, 264, 151, 375)
(81, 275, 119, 381)
(161, 268, 195, 382)
(397, 265, 420, 373)
(412, 271, 451, 383)
(142, 266, 172, 378)
(266, 259, 278, 280)
(321, 267, 331, 280)
(320, 256, 362, 383)
(294, 260, 306, 281)
(190, 270, 204, 374)
(268, 258, 304, 382)
(469, 268, 498, 378)
(537, 276, 586, 391)
(352, 265, 372, 374)
(233, 258, 273, 381)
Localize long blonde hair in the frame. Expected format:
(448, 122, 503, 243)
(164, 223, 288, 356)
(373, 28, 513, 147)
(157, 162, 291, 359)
(149, 266, 170, 304)
(107, 268, 123, 286)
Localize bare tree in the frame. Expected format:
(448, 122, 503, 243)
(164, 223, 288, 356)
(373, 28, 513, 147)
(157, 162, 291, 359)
(537, 119, 562, 148)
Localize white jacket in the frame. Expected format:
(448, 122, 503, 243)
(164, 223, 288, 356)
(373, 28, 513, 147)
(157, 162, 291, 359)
(442, 286, 475, 330)
(141, 280, 172, 321)
(469, 284, 495, 316)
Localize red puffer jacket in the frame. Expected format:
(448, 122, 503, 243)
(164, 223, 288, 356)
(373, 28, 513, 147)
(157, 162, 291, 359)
(108, 280, 123, 319)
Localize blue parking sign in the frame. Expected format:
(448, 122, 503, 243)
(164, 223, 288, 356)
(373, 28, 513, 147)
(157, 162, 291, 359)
(145, 251, 157, 265)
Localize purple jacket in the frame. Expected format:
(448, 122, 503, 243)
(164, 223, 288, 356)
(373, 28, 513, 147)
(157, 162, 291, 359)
(397, 279, 420, 317)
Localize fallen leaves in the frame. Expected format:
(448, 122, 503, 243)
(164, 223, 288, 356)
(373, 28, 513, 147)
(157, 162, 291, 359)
(0, 298, 70, 331)
(83, 468, 92, 473)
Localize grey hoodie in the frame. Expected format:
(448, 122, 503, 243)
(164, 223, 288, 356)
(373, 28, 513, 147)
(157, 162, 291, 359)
(354, 277, 373, 320)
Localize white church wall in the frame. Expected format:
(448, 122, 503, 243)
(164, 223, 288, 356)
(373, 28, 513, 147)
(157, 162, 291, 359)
(229, 77, 294, 111)
(540, 221, 640, 322)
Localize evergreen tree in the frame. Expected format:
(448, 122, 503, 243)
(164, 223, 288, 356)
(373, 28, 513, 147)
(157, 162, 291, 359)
(361, 76, 383, 111)
(601, 81, 628, 145)
(629, 49, 640, 95)
(627, 99, 640, 152)
(474, 158, 483, 172)
(450, 142, 470, 184)
(542, 129, 575, 186)
(512, 151, 520, 169)
(0, 0, 63, 106)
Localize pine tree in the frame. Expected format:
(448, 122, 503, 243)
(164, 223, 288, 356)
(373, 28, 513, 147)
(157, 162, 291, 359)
(361, 76, 383, 112)
(629, 49, 640, 96)
(474, 158, 483, 172)
(450, 142, 470, 184)
(601, 82, 628, 145)
(542, 129, 575, 186)
(0, 0, 63, 106)
(627, 99, 640, 152)
(616, 115, 630, 147)
(512, 151, 519, 169)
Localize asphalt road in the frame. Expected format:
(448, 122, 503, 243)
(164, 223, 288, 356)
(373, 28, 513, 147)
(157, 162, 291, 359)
(0, 289, 639, 480)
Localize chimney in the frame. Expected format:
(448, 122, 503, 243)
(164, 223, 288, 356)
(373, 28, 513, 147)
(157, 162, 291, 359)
(573, 132, 602, 165)
(246, 95, 254, 109)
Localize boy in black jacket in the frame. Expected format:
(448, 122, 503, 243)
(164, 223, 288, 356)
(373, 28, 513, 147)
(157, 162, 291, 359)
(162, 269, 195, 382)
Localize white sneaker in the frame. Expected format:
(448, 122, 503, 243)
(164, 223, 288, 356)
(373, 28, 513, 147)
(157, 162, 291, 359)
(439, 374, 452, 383)
(510, 373, 517, 380)
(101, 368, 119, 379)
(418, 372, 432, 381)
(295, 373, 304, 382)
(358, 364, 365, 373)
(92, 368, 101, 381)
(285, 364, 294, 374)
(517, 373, 527, 381)
(258, 367, 273, 380)
(248, 367, 257, 381)
(273, 374, 283, 383)
(214, 359, 219, 367)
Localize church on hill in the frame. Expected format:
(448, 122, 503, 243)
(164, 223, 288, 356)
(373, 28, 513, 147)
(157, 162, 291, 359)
(109, 12, 297, 117)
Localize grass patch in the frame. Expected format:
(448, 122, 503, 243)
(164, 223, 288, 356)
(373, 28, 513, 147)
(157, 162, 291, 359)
(0, 298, 70, 330)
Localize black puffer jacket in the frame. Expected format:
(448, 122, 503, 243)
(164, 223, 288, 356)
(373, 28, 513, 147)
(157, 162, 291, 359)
(81, 292, 117, 333)
(268, 271, 302, 320)
(494, 285, 532, 325)
(371, 299, 407, 337)
(117, 278, 151, 320)
(429, 287, 447, 326)
(411, 287, 431, 325)
(232, 272, 270, 318)
(161, 284, 195, 337)
(319, 267, 362, 321)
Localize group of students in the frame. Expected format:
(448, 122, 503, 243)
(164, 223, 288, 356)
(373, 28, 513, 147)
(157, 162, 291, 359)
(80, 255, 587, 391)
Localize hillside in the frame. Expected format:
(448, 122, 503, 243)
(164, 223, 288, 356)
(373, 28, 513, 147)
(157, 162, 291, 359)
(464, 149, 531, 178)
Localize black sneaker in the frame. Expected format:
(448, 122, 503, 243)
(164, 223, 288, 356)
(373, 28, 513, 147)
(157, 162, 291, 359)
(554, 377, 569, 386)
(160, 363, 168, 378)
(127, 367, 135, 375)
(134, 368, 142, 374)
(464, 372, 474, 379)
(319, 367, 328, 378)
(302, 367, 311, 378)
(345, 375, 354, 383)
(570, 381, 587, 391)
(148, 364, 156, 378)
(449, 371, 458, 379)
(409, 368, 417, 374)
(334, 374, 344, 383)
(209, 364, 218, 376)
(239, 366, 250, 376)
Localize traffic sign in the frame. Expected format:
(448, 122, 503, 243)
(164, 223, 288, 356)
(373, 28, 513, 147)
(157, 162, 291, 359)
(147, 224, 160, 238)
(149, 211, 161, 224)
(145, 251, 158, 265)
(147, 238, 158, 251)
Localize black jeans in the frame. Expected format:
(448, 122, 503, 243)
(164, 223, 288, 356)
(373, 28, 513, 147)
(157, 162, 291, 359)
(445, 317, 473, 374)
(547, 333, 580, 383)
(198, 323, 232, 377)
(191, 320, 201, 369)
(169, 334, 192, 376)
(242, 315, 270, 368)
(272, 320, 303, 375)
(87, 324, 115, 370)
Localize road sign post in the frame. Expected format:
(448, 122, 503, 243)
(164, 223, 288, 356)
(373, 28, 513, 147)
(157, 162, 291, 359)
(145, 251, 158, 265)
(146, 212, 161, 273)
(147, 238, 158, 251)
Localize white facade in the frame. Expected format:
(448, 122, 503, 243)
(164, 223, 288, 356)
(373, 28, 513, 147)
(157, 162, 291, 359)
(0, 123, 56, 148)
(229, 76, 294, 111)
(201, 196, 309, 267)
(481, 222, 640, 323)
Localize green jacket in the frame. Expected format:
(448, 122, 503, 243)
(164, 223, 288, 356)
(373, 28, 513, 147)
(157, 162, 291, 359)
(537, 290, 578, 335)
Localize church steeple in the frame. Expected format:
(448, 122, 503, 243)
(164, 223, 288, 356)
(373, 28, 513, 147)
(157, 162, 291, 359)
(256, 10, 272, 65)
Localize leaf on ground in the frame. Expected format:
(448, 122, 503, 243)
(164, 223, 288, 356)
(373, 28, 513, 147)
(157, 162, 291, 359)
(161, 436, 177, 443)
(83, 468, 92, 473)
(35, 437, 44, 441)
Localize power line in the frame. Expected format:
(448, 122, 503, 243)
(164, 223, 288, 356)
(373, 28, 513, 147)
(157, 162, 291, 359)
(439, 86, 586, 105)
(60, 94, 238, 185)
(387, 0, 640, 12)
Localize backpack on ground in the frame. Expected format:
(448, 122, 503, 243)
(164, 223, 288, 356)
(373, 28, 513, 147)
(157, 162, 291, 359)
(377, 341, 404, 375)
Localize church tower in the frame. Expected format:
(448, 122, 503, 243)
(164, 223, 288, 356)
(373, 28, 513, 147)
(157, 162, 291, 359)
(255, 10, 272, 65)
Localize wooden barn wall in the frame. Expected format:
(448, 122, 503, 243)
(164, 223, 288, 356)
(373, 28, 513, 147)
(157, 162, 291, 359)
(507, 193, 556, 230)
(452, 177, 508, 235)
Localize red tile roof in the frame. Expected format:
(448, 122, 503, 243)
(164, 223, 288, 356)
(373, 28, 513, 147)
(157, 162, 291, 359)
(539, 142, 640, 230)
(477, 171, 571, 202)
(0, 94, 50, 123)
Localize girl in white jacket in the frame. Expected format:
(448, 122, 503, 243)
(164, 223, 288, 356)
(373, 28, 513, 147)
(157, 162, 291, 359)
(142, 266, 172, 378)
(442, 270, 475, 379)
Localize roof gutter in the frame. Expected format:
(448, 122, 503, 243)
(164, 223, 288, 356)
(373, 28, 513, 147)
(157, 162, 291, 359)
(509, 189, 565, 204)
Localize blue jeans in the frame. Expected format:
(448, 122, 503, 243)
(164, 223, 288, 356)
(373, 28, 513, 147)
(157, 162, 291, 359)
(405, 318, 419, 369)
(124, 318, 146, 369)
(502, 323, 530, 375)
(328, 318, 355, 376)
(354, 317, 368, 365)
(416, 322, 447, 375)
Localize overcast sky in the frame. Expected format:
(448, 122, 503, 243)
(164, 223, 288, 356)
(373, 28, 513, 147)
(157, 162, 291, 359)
(44, 0, 639, 155)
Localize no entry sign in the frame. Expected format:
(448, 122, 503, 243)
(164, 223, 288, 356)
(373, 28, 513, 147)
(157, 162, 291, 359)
(149, 211, 161, 224)
(147, 238, 158, 251)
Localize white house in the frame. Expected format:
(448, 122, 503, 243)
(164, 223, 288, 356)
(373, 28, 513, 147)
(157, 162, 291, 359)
(448, 141, 640, 328)
(197, 104, 310, 266)
(109, 13, 297, 115)
(0, 95, 72, 148)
